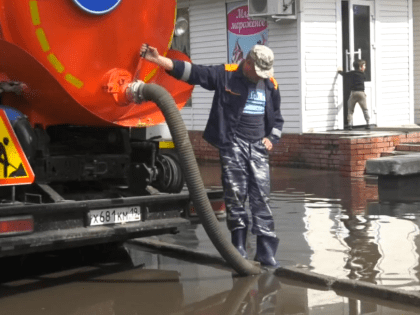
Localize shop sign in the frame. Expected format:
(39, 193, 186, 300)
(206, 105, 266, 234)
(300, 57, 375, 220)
(227, 2, 269, 64)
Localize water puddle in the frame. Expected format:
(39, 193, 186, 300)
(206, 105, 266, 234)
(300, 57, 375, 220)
(2, 247, 419, 314)
(1, 164, 420, 314)
(195, 163, 420, 291)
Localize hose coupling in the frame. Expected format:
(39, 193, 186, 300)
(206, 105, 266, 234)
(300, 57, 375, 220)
(126, 80, 146, 104)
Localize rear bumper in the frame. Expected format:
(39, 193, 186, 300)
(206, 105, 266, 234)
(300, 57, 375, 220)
(0, 217, 190, 258)
(0, 190, 224, 258)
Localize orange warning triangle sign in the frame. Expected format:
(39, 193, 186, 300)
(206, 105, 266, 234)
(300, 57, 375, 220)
(0, 110, 35, 185)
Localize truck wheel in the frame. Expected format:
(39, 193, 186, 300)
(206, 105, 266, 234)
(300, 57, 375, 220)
(154, 154, 185, 193)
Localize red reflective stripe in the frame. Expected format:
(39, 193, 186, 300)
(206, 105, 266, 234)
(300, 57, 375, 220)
(189, 200, 225, 216)
(0, 218, 34, 234)
(211, 200, 225, 212)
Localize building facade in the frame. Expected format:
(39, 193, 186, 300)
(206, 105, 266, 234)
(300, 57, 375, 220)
(176, 0, 415, 133)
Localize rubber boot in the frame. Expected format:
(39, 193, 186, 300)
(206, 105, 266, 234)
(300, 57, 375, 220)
(231, 228, 248, 259)
(254, 236, 281, 268)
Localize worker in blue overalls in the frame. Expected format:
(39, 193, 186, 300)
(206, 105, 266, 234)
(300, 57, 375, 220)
(141, 44, 284, 268)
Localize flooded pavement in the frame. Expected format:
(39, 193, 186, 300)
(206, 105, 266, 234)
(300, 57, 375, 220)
(195, 162, 420, 291)
(1, 243, 419, 314)
(1, 163, 420, 314)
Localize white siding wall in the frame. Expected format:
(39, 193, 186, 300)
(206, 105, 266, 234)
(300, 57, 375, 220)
(179, 0, 301, 133)
(269, 19, 301, 133)
(301, 0, 342, 132)
(414, 0, 420, 123)
(377, 0, 413, 125)
(179, 0, 227, 130)
(178, 0, 415, 132)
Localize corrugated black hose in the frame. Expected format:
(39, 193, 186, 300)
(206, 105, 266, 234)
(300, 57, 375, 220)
(140, 83, 261, 276)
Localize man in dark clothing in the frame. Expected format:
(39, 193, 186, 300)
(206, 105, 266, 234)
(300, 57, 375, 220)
(338, 59, 370, 130)
(141, 44, 284, 267)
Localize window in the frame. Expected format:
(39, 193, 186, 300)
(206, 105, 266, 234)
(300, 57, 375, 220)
(171, 7, 190, 58)
(171, 7, 191, 107)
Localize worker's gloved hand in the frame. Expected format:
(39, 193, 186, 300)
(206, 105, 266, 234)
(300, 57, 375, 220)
(140, 44, 160, 62)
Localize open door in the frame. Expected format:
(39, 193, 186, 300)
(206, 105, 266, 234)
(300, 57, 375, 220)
(341, 1, 376, 128)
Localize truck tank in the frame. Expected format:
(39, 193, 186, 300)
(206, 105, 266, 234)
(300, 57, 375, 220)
(0, 2, 260, 276)
(0, 0, 194, 195)
(0, 0, 193, 128)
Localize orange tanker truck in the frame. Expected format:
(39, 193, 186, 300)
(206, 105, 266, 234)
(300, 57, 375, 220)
(0, 0, 226, 259)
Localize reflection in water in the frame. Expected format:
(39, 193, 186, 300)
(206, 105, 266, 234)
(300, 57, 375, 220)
(299, 194, 420, 289)
(0, 247, 311, 315)
(219, 273, 280, 315)
(272, 170, 420, 290)
(0, 229, 419, 314)
(368, 210, 420, 289)
(303, 201, 349, 278)
(1, 164, 420, 314)
(341, 214, 381, 283)
(198, 163, 420, 290)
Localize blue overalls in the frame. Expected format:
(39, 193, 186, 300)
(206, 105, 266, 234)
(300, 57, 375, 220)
(168, 60, 284, 267)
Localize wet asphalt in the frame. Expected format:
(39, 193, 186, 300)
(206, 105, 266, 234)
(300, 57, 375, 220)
(1, 162, 420, 314)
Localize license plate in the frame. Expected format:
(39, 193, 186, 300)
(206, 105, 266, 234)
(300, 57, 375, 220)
(89, 206, 141, 226)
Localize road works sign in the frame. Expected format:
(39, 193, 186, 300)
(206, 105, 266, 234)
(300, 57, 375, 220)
(0, 110, 34, 185)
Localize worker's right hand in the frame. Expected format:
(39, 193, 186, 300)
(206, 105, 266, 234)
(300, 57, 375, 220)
(140, 44, 174, 71)
(140, 44, 159, 61)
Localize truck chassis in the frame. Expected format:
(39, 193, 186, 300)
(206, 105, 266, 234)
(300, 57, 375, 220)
(0, 188, 224, 258)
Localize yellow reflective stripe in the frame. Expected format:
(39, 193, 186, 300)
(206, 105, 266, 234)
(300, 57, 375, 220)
(65, 74, 84, 89)
(144, 68, 157, 83)
(270, 77, 278, 90)
(47, 53, 64, 73)
(159, 141, 175, 149)
(225, 64, 239, 72)
(30, 1, 85, 90)
(29, 1, 40, 26)
(35, 28, 50, 52)
(167, 4, 177, 50)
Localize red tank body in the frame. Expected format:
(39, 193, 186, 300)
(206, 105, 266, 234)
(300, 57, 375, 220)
(0, 1, 230, 263)
(0, 0, 193, 127)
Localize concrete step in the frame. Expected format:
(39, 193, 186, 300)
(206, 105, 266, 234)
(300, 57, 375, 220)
(381, 150, 420, 157)
(379, 143, 420, 157)
(395, 143, 420, 152)
(366, 153, 420, 176)
(366, 154, 420, 176)
(369, 141, 420, 175)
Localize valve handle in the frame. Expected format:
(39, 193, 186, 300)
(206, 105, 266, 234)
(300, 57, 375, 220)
(135, 43, 150, 80)
(140, 43, 149, 58)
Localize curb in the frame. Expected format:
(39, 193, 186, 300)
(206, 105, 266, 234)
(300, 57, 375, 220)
(275, 267, 420, 309)
(128, 238, 420, 310)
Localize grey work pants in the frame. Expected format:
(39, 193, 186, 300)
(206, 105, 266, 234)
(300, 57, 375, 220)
(347, 91, 370, 125)
(219, 135, 276, 238)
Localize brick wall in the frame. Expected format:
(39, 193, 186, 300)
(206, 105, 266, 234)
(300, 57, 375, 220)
(188, 131, 420, 177)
